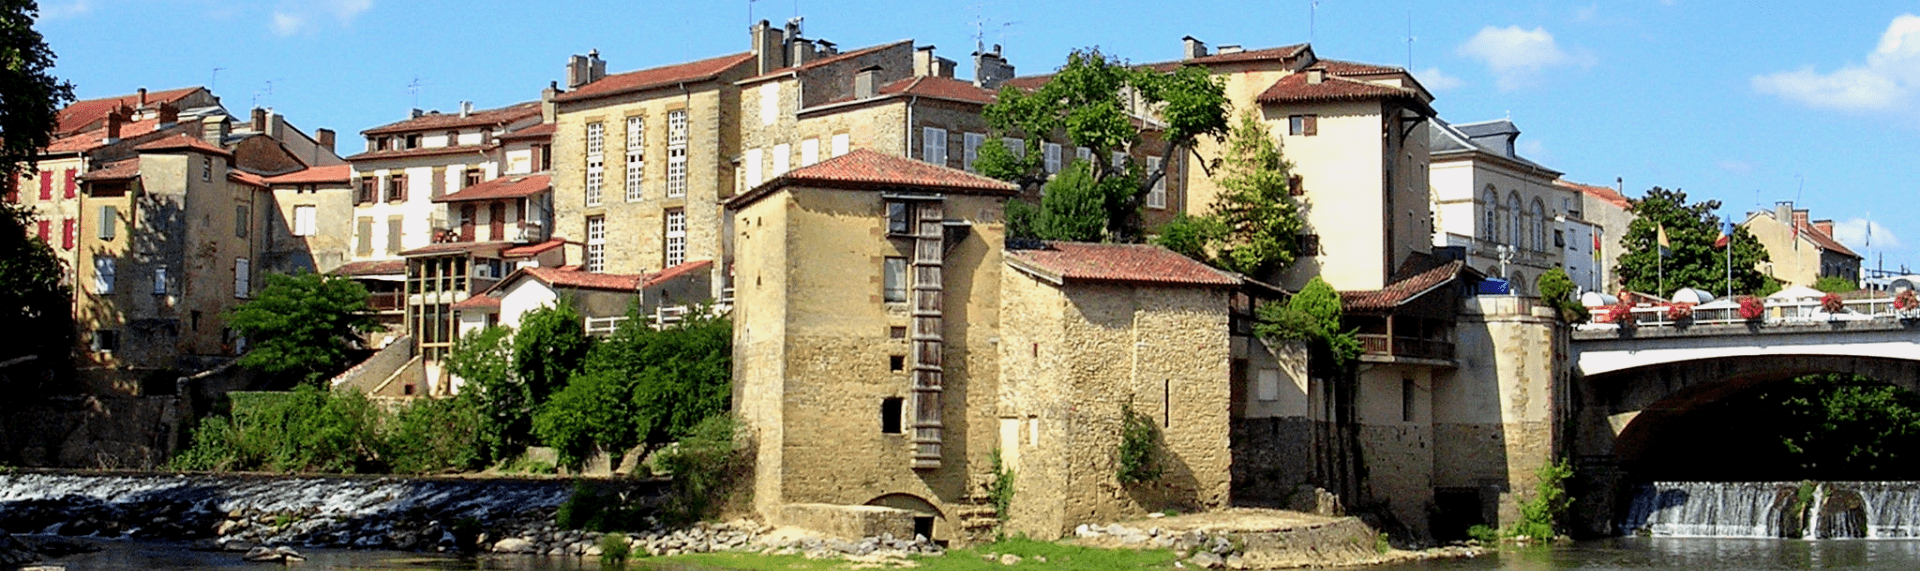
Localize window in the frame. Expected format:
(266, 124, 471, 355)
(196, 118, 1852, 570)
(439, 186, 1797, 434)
(831, 132, 850, 157)
(962, 133, 984, 172)
(152, 265, 168, 295)
(1002, 137, 1024, 160)
(1111, 151, 1126, 169)
(61, 218, 74, 249)
(1044, 143, 1061, 173)
(585, 122, 604, 206)
(445, 130, 460, 147)
(1402, 378, 1416, 422)
(355, 217, 372, 256)
(1288, 114, 1318, 136)
(1508, 194, 1523, 246)
(63, 169, 75, 198)
(887, 201, 915, 236)
(1299, 233, 1322, 255)
(1145, 157, 1165, 209)
(386, 217, 402, 254)
(666, 110, 688, 198)
(387, 173, 407, 202)
(98, 205, 117, 240)
(922, 127, 947, 166)
(465, 167, 483, 189)
(744, 148, 763, 188)
(883, 257, 908, 303)
(235, 205, 248, 238)
(890, 355, 905, 372)
(881, 398, 904, 434)
(1531, 200, 1548, 252)
(233, 257, 249, 298)
(1077, 147, 1091, 164)
(1256, 369, 1280, 401)
(36, 220, 48, 243)
(1481, 188, 1498, 241)
(1289, 174, 1305, 196)
(663, 208, 687, 268)
(801, 138, 820, 166)
(200, 158, 212, 182)
(91, 330, 118, 353)
(359, 176, 377, 204)
(94, 256, 115, 294)
(38, 170, 50, 200)
(538, 143, 553, 171)
(625, 116, 645, 201)
(585, 215, 606, 273)
(772, 143, 791, 176)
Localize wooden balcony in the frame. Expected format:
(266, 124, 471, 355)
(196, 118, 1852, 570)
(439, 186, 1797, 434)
(1357, 334, 1455, 362)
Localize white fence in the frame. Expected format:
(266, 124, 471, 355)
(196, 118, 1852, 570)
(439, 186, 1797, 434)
(1580, 296, 1912, 330)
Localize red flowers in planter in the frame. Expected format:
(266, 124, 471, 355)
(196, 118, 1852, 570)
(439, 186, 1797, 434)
(1896, 290, 1918, 311)
(1738, 296, 1765, 321)
(1609, 302, 1636, 326)
(1821, 292, 1845, 314)
(1667, 302, 1695, 321)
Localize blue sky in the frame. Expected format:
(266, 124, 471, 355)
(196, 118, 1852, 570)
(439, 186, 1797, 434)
(36, 1, 1920, 272)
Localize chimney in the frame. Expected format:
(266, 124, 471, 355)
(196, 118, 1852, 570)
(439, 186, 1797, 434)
(137, 87, 149, 110)
(1306, 68, 1326, 84)
(854, 66, 881, 99)
(816, 39, 838, 56)
(410, 108, 425, 119)
(914, 46, 937, 77)
(1775, 201, 1793, 224)
(589, 50, 606, 83)
(201, 115, 229, 147)
(1793, 209, 1811, 231)
(1815, 220, 1836, 237)
(316, 128, 336, 153)
(566, 50, 606, 89)
(1217, 44, 1244, 55)
(933, 57, 956, 78)
(751, 20, 787, 74)
(157, 102, 179, 127)
(1182, 35, 1208, 60)
(460, 101, 473, 118)
(542, 81, 559, 124)
(104, 111, 123, 143)
(790, 38, 817, 67)
(973, 44, 1015, 89)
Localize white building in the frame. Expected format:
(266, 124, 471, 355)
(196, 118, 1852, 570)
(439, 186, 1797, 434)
(1428, 118, 1575, 294)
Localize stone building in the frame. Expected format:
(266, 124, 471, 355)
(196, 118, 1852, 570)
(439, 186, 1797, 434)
(1743, 201, 1862, 287)
(1557, 179, 1635, 292)
(260, 164, 354, 275)
(729, 149, 1242, 543)
(1428, 118, 1574, 294)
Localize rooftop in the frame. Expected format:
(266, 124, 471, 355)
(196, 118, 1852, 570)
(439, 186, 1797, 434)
(1006, 242, 1240, 288)
(1340, 257, 1470, 313)
(263, 164, 352, 185)
(556, 52, 756, 103)
(729, 149, 1017, 208)
(361, 102, 540, 136)
(435, 174, 551, 203)
(56, 86, 202, 135)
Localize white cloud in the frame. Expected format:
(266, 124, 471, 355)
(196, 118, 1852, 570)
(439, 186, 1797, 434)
(1415, 67, 1464, 91)
(41, 0, 95, 19)
(1517, 138, 1548, 160)
(1717, 159, 1755, 176)
(266, 0, 372, 36)
(1457, 26, 1588, 91)
(1753, 14, 1920, 114)
(1833, 219, 1901, 251)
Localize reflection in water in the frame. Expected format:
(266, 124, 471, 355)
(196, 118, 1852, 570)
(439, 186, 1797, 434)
(1373, 538, 1920, 571)
(38, 539, 731, 571)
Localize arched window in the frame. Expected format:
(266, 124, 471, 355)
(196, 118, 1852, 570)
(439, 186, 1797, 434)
(1482, 186, 1498, 241)
(1531, 199, 1548, 252)
(1508, 193, 1524, 247)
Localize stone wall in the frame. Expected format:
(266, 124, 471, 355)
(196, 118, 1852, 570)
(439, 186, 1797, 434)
(1432, 296, 1564, 532)
(0, 396, 184, 469)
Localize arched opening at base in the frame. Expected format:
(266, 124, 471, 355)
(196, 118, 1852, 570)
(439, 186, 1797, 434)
(1615, 373, 1920, 482)
(865, 493, 943, 543)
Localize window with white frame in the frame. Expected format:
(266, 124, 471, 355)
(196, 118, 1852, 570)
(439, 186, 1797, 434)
(666, 109, 688, 197)
(801, 138, 820, 166)
(1002, 138, 1024, 160)
(98, 205, 116, 240)
(962, 133, 984, 172)
(94, 256, 115, 294)
(772, 143, 791, 176)
(744, 148, 763, 188)
(152, 265, 168, 295)
(625, 116, 645, 201)
(293, 205, 317, 236)
(1146, 157, 1165, 209)
(922, 127, 947, 166)
(883, 257, 907, 303)
(1076, 147, 1091, 164)
(1044, 143, 1061, 174)
(585, 216, 606, 273)
(1111, 151, 1127, 169)
(831, 133, 850, 157)
(585, 122, 604, 206)
(664, 208, 687, 268)
(233, 257, 249, 298)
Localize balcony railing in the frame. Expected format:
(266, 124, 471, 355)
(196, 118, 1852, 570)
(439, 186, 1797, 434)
(368, 292, 403, 311)
(1356, 334, 1456, 361)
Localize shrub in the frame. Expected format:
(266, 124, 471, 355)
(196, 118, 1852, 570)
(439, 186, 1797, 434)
(1116, 402, 1162, 485)
(1535, 268, 1589, 323)
(1511, 459, 1574, 540)
(599, 532, 632, 566)
(654, 414, 746, 526)
(385, 396, 486, 474)
(988, 449, 1015, 522)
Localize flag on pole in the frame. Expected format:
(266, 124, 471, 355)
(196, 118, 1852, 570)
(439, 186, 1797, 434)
(1592, 232, 1602, 262)
(1657, 224, 1672, 258)
(1714, 221, 1731, 249)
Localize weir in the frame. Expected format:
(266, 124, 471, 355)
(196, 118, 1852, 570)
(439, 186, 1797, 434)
(1621, 481, 1920, 539)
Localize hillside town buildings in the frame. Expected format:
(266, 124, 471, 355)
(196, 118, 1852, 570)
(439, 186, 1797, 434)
(1742, 201, 1863, 287)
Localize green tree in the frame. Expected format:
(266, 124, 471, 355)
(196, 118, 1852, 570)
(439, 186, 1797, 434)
(0, 202, 72, 392)
(0, 0, 74, 182)
(226, 272, 378, 384)
(1766, 374, 1920, 478)
(1154, 112, 1304, 278)
(535, 309, 732, 470)
(1535, 268, 1590, 323)
(979, 48, 1230, 242)
(446, 325, 521, 463)
(511, 299, 590, 407)
(1614, 187, 1769, 296)
(1254, 276, 1361, 370)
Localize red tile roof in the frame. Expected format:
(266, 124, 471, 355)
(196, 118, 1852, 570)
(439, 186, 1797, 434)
(80, 158, 140, 181)
(57, 86, 201, 135)
(1556, 179, 1630, 210)
(45, 118, 170, 154)
(645, 259, 713, 287)
(344, 144, 493, 162)
(1797, 221, 1862, 259)
(523, 266, 644, 292)
(134, 134, 232, 157)
(1006, 242, 1240, 287)
(1255, 73, 1423, 106)
(502, 238, 566, 257)
(1339, 259, 1467, 313)
(263, 164, 351, 185)
(729, 149, 1018, 208)
(1316, 59, 1405, 75)
(361, 102, 540, 136)
(228, 170, 268, 188)
(451, 295, 501, 311)
(741, 40, 912, 83)
(399, 241, 510, 257)
(497, 122, 556, 141)
(885, 76, 996, 104)
(435, 174, 550, 203)
(331, 259, 406, 277)
(1186, 43, 1312, 66)
(556, 52, 756, 103)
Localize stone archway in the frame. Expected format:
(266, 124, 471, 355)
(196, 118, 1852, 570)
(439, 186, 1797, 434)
(865, 493, 944, 542)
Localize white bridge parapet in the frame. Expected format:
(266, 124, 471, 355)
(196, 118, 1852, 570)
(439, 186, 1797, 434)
(1571, 313, 1920, 378)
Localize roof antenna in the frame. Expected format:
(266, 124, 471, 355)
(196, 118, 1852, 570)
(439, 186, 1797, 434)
(1310, 0, 1320, 44)
(1405, 10, 1415, 69)
(408, 76, 425, 110)
(210, 67, 225, 93)
(747, 0, 756, 26)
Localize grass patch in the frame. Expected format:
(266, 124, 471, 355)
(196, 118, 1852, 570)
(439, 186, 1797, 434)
(664, 537, 1179, 571)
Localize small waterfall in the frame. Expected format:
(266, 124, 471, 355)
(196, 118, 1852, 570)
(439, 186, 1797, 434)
(1624, 482, 1920, 539)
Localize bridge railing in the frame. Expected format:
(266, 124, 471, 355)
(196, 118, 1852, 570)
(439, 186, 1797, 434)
(1581, 296, 1909, 330)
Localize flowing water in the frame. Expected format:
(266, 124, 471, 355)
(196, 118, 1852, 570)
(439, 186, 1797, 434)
(1621, 482, 1920, 539)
